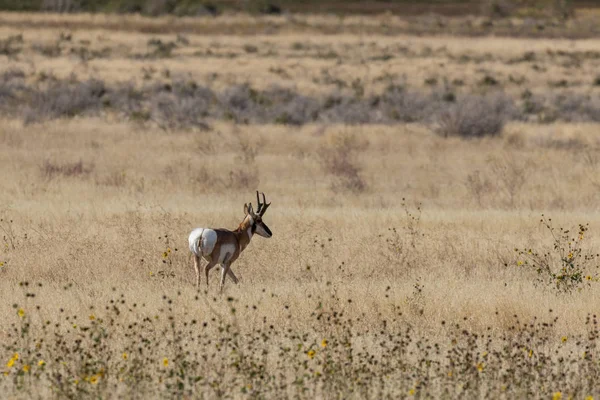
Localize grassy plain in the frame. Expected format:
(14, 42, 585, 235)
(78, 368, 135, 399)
(1, 11, 600, 399)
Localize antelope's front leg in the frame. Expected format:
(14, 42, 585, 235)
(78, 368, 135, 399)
(220, 263, 232, 292)
(193, 256, 201, 287)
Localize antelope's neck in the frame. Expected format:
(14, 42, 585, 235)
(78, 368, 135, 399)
(235, 215, 254, 252)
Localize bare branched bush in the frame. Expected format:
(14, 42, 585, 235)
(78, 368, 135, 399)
(264, 87, 320, 126)
(381, 85, 435, 123)
(435, 93, 515, 138)
(465, 170, 492, 208)
(148, 81, 214, 131)
(0, 34, 23, 57)
(23, 79, 107, 124)
(145, 38, 177, 58)
(32, 41, 62, 57)
(319, 96, 383, 125)
(224, 129, 262, 190)
(318, 132, 368, 193)
(481, 0, 517, 18)
(41, 0, 81, 12)
(41, 160, 94, 180)
(488, 152, 530, 208)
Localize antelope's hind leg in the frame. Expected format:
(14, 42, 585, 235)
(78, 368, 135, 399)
(227, 267, 239, 284)
(204, 260, 217, 287)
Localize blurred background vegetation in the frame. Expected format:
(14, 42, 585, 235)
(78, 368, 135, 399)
(0, 0, 592, 18)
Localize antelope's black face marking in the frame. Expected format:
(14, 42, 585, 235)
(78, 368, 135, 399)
(253, 216, 272, 238)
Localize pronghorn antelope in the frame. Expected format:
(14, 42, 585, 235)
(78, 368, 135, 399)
(188, 191, 272, 290)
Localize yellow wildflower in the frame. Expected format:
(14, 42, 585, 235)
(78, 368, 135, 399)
(568, 252, 573, 259)
(517, 260, 523, 266)
(476, 362, 484, 372)
(447, 371, 453, 377)
(149, 271, 154, 276)
(586, 275, 592, 281)
(74, 379, 80, 385)
(89, 375, 99, 385)
(163, 358, 169, 367)
(122, 353, 128, 360)
(89, 315, 96, 321)
(17, 308, 25, 318)
(72, 324, 77, 329)
(6, 353, 18, 368)
(553, 392, 562, 400)
(0, 262, 4, 267)
(529, 349, 533, 358)
(22, 365, 30, 373)
(321, 339, 328, 348)
(3, 372, 8, 376)
(562, 336, 568, 343)
(307, 350, 316, 359)
(38, 360, 45, 367)
(162, 252, 168, 258)
(585, 396, 593, 400)
(408, 388, 415, 396)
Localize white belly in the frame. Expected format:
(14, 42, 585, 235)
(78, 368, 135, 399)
(218, 243, 236, 264)
(188, 228, 217, 257)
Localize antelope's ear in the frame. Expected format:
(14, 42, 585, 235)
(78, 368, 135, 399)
(247, 203, 254, 215)
(243, 203, 249, 215)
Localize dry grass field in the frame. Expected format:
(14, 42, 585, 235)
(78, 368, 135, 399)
(1, 11, 600, 399)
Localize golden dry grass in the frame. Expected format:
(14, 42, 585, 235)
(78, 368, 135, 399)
(1, 12, 600, 398)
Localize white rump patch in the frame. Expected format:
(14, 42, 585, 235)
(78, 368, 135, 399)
(218, 243, 236, 264)
(188, 228, 217, 257)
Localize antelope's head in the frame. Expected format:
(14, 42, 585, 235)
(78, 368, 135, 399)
(244, 191, 272, 238)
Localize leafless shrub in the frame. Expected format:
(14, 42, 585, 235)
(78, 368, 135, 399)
(318, 132, 368, 193)
(488, 153, 531, 208)
(319, 96, 383, 125)
(465, 170, 492, 208)
(381, 85, 434, 123)
(263, 86, 320, 125)
(551, 93, 600, 123)
(41, 160, 94, 181)
(243, 44, 258, 53)
(218, 84, 266, 124)
(23, 79, 107, 124)
(144, 38, 177, 58)
(150, 92, 211, 131)
(97, 171, 127, 187)
(32, 41, 62, 57)
(0, 34, 23, 57)
(154, 80, 213, 127)
(41, 0, 81, 12)
(481, 0, 517, 18)
(0, 72, 27, 107)
(435, 93, 515, 138)
(226, 169, 260, 190)
(2, 68, 26, 81)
